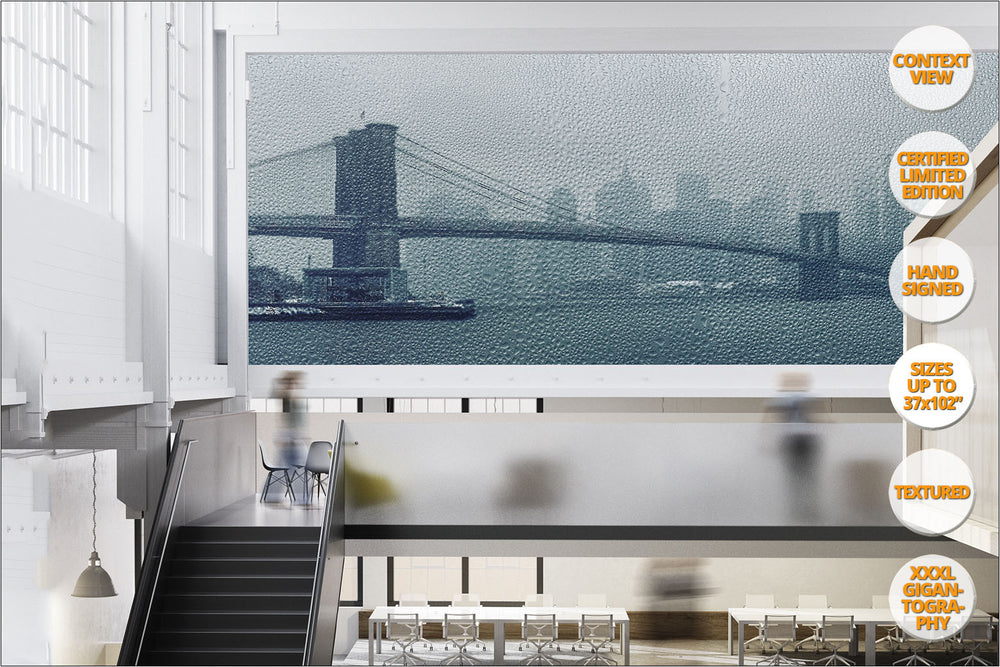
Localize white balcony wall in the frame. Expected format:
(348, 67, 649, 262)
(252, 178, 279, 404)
(2, 182, 127, 368)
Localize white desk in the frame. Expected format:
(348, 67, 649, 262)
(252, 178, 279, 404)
(368, 605, 630, 665)
(729, 607, 994, 666)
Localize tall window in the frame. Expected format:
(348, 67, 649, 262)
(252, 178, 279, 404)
(389, 398, 540, 413)
(391, 557, 464, 604)
(391, 398, 463, 414)
(340, 556, 362, 606)
(1, 1, 108, 206)
(1, 3, 29, 173)
(167, 2, 207, 251)
(391, 557, 541, 604)
(468, 398, 540, 413)
(468, 557, 538, 602)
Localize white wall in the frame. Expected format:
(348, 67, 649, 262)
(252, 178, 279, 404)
(169, 240, 218, 368)
(1, 180, 127, 376)
(1, 451, 134, 666)
(2, 457, 51, 664)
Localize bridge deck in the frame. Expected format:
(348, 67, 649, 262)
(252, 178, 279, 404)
(247, 214, 886, 277)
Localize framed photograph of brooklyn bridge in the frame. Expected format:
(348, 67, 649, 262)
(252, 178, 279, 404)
(246, 52, 997, 367)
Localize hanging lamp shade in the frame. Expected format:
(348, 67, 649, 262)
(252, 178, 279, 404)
(71, 551, 117, 598)
(71, 450, 117, 598)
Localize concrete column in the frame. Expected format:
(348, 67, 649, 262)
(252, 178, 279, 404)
(122, 3, 172, 541)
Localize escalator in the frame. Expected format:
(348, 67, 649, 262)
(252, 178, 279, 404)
(118, 414, 346, 666)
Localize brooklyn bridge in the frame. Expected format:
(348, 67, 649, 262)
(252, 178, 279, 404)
(249, 123, 881, 304)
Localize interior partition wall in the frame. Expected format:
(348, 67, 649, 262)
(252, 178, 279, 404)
(906, 126, 999, 555)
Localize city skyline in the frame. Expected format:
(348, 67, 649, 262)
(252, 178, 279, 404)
(248, 52, 997, 215)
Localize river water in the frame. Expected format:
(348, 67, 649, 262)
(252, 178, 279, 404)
(249, 292, 901, 365)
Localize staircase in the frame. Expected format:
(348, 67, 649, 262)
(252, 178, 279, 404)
(139, 525, 321, 666)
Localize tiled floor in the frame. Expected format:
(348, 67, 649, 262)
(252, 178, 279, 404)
(335, 638, 1000, 666)
(336, 638, 741, 665)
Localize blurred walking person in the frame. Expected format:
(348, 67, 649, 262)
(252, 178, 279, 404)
(274, 370, 309, 504)
(765, 372, 823, 523)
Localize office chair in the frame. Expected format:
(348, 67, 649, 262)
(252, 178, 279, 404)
(950, 618, 994, 666)
(892, 630, 934, 666)
(519, 595, 557, 651)
(577, 593, 608, 608)
(441, 613, 487, 665)
(744, 594, 777, 653)
(524, 593, 554, 607)
(571, 594, 610, 652)
(384, 613, 428, 666)
(397, 594, 432, 651)
(872, 595, 904, 652)
(794, 594, 829, 651)
(258, 442, 297, 502)
(575, 613, 617, 666)
(450, 594, 486, 652)
(757, 614, 800, 665)
(305, 440, 332, 502)
(521, 613, 559, 665)
(814, 615, 855, 665)
(400, 592, 429, 606)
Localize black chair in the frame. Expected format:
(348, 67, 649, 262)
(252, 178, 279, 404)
(258, 442, 297, 502)
(305, 440, 332, 502)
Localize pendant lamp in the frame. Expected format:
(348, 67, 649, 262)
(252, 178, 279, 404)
(71, 450, 117, 597)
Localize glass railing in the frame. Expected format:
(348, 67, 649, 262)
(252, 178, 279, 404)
(117, 420, 199, 665)
(304, 419, 346, 665)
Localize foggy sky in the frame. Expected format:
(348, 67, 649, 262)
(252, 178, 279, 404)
(246, 52, 997, 276)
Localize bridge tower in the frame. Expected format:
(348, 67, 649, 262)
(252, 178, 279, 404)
(308, 123, 406, 303)
(331, 123, 401, 268)
(797, 212, 840, 300)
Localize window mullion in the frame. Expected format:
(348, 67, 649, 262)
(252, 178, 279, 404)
(25, 2, 36, 190)
(67, 0, 76, 200)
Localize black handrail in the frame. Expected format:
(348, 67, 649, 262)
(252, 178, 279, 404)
(302, 419, 347, 665)
(118, 423, 196, 665)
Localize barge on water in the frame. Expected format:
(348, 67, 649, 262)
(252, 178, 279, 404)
(249, 299, 476, 321)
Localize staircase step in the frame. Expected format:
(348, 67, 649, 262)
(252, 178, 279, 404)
(137, 525, 325, 664)
(176, 525, 319, 542)
(168, 557, 317, 577)
(148, 629, 307, 650)
(160, 592, 313, 613)
(164, 574, 314, 594)
(142, 649, 302, 665)
(170, 540, 318, 559)
(155, 610, 310, 631)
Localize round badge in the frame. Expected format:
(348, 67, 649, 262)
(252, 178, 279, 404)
(889, 132, 975, 218)
(889, 449, 975, 536)
(889, 238, 974, 323)
(888, 343, 975, 430)
(890, 26, 975, 111)
(889, 555, 976, 641)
